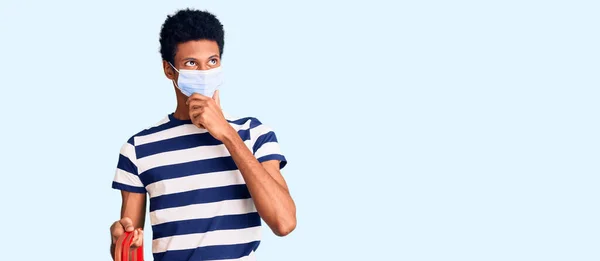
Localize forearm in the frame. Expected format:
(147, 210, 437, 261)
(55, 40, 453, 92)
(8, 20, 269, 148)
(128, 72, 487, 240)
(222, 130, 296, 235)
(111, 192, 147, 260)
(110, 242, 115, 260)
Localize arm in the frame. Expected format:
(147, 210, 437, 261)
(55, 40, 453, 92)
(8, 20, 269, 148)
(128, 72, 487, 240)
(222, 131, 297, 236)
(110, 191, 146, 260)
(110, 139, 147, 260)
(121, 190, 146, 229)
(186, 92, 296, 236)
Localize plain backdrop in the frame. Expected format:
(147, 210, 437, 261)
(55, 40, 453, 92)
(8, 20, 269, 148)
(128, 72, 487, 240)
(0, 1, 598, 260)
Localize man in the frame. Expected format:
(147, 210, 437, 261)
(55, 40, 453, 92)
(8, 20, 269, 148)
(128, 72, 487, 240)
(109, 8, 296, 261)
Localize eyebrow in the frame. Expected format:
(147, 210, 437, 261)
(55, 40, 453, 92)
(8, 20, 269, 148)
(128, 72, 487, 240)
(181, 55, 220, 61)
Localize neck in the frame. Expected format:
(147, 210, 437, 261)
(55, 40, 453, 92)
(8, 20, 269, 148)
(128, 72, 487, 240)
(173, 87, 191, 121)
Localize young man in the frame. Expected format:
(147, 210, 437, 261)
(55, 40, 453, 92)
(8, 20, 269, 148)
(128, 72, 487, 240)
(109, 9, 296, 261)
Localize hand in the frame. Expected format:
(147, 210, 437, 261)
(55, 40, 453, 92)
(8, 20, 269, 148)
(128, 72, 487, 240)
(187, 90, 235, 141)
(110, 217, 143, 249)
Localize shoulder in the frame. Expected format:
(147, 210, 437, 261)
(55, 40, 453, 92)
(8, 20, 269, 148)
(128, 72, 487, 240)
(224, 112, 280, 144)
(224, 111, 262, 127)
(124, 115, 174, 147)
(224, 111, 271, 131)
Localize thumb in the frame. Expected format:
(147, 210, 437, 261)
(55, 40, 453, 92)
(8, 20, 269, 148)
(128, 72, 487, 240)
(212, 90, 221, 108)
(119, 217, 134, 232)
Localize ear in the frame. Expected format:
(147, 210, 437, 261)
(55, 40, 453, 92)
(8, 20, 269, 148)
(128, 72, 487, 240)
(163, 60, 177, 80)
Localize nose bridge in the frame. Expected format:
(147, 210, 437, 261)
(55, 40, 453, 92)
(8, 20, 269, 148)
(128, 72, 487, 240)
(198, 62, 210, 71)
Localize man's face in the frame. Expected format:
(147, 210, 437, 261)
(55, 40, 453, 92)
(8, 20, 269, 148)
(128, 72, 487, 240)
(165, 39, 221, 81)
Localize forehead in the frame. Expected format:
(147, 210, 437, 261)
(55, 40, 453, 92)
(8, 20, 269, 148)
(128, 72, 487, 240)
(174, 40, 220, 60)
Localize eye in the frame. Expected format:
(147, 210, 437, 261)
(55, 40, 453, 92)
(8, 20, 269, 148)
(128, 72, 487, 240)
(184, 60, 197, 67)
(208, 59, 218, 66)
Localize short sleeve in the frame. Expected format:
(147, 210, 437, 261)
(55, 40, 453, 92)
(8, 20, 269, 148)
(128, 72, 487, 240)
(252, 124, 288, 169)
(111, 139, 147, 194)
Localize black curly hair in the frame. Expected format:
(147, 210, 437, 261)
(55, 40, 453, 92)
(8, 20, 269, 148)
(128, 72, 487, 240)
(159, 8, 225, 64)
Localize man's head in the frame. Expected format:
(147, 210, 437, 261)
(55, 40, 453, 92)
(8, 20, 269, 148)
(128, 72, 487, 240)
(160, 9, 224, 84)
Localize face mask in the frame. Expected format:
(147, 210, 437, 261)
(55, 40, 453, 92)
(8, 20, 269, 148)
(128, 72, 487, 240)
(169, 63, 224, 97)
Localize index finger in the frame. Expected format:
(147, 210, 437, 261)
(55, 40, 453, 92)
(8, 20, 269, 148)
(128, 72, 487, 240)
(110, 221, 125, 239)
(188, 92, 210, 100)
(186, 93, 210, 105)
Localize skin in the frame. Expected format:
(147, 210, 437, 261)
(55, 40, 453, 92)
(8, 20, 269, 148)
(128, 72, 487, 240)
(110, 40, 297, 259)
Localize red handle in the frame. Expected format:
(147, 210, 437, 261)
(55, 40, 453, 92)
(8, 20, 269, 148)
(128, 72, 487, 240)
(115, 231, 144, 261)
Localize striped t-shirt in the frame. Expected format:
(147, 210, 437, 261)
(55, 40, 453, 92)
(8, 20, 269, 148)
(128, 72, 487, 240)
(112, 112, 287, 261)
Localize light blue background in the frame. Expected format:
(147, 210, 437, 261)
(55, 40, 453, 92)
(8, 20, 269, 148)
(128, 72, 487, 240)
(0, 1, 598, 260)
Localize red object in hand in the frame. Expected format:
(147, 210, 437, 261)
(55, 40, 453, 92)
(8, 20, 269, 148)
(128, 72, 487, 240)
(114, 231, 144, 261)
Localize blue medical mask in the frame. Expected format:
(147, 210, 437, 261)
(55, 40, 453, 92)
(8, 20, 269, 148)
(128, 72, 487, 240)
(169, 63, 224, 97)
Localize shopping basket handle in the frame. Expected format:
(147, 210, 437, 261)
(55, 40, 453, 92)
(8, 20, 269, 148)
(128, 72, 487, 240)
(114, 231, 144, 261)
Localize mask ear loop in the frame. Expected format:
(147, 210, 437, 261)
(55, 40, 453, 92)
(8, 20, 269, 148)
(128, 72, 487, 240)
(168, 62, 180, 73)
(168, 62, 181, 89)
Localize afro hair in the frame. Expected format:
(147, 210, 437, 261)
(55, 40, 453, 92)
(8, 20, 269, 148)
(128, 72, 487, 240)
(159, 8, 225, 64)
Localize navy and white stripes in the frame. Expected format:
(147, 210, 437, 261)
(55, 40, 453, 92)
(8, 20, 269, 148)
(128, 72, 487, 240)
(112, 113, 286, 261)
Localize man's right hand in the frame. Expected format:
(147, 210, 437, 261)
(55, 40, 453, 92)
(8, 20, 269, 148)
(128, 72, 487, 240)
(110, 217, 144, 249)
